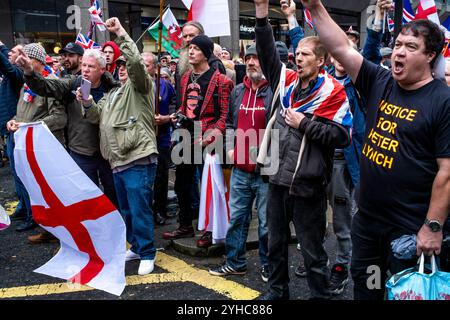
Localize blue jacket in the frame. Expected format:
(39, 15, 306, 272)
(335, 74, 366, 187)
(288, 26, 305, 52)
(0, 45, 24, 136)
(157, 78, 175, 149)
(362, 28, 383, 65)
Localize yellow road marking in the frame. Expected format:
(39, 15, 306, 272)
(0, 247, 260, 300)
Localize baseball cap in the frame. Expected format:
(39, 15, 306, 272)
(60, 42, 84, 56)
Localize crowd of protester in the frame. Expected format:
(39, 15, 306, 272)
(0, 0, 449, 300)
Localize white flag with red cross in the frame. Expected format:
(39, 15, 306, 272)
(415, 0, 440, 25)
(182, 0, 231, 37)
(14, 122, 126, 296)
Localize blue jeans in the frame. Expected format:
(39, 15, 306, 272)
(113, 164, 157, 260)
(225, 168, 268, 270)
(6, 133, 32, 222)
(69, 150, 118, 208)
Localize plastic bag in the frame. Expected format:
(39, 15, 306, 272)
(0, 204, 11, 230)
(386, 254, 450, 300)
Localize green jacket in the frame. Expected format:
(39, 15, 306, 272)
(24, 71, 118, 156)
(84, 34, 157, 169)
(15, 73, 67, 144)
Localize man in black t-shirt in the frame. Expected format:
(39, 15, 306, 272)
(162, 35, 232, 243)
(301, 0, 450, 300)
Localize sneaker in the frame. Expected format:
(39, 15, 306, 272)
(296, 243, 301, 251)
(138, 259, 155, 275)
(329, 264, 349, 295)
(162, 226, 195, 240)
(209, 264, 246, 276)
(125, 249, 140, 262)
(197, 231, 212, 248)
(294, 262, 307, 277)
(154, 212, 166, 226)
(260, 265, 269, 282)
(28, 230, 58, 244)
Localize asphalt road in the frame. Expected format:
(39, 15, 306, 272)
(0, 162, 354, 302)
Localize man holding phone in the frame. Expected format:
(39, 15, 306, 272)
(77, 17, 159, 276)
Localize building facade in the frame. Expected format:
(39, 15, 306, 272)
(1, 0, 449, 56)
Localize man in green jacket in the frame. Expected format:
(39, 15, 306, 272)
(77, 17, 158, 276)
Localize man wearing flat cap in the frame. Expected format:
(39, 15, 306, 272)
(9, 43, 67, 232)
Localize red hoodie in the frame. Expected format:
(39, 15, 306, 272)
(102, 41, 121, 74)
(234, 76, 268, 173)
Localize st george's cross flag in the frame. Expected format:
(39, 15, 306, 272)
(14, 122, 126, 296)
(182, 0, 231, 37)
(198, 153, 230, 244)
(415, 0, 440, 26)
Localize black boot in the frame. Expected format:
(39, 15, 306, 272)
(15, 220, 37, 232)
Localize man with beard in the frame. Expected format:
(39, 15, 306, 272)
(209, 43, 272, 283)
(176, 21, 226, 107)
(59, 42, 84, 77)
(162, 35, 233, 242)
(19, 48, 119, 243)
(253, 0, 352, 300)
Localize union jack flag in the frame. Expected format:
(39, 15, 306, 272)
(402, 0, 415, 24)
(304, 9, 314, 29)
(279, 66, 352, 128)
(88, 0, 105, 37)
(76, 33, 102, 50)
(388, 16, 395, 32)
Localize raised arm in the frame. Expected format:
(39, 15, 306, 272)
(254, 0, 283, 91)
(0, 42, 24, 85)
(105, 17, 152, 95)
(300, 0, 363, 81)
(280, 0, 304, 53)
(15, 48, 73, 100)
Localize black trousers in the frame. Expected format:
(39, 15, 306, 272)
(174, 163, 199, 228)
(153, 147, 171, 215)
(266, 183, 331, 299)
(350, 211, 418, 300)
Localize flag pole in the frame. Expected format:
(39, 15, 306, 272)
(155, 0, 165, 118)
(135, 11, 164, 44)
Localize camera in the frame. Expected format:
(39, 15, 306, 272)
(173, 112, 192, 129)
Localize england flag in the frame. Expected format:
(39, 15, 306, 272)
(14, 122, 126, 296)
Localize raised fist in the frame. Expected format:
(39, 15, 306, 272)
(280, 0, 296, 18)
(105, 17, 123, 34)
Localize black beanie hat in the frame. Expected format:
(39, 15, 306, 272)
(190, 35, 214, 60)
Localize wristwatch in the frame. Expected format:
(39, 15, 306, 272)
(424, 219, 442, 232)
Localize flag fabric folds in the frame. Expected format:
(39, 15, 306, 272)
(402, 0, 416, 24)
(89, 1, 106, 32)
(304, 9, 315, 29)
(14, 122, 126, 296)
(280, 66, 353, 128)
(148, 8, 183, 58)
(198, 153, 230, 244)
(415, 0, 440, 25)
(76, 33, 102, 50)
(184, 0, 231, 37)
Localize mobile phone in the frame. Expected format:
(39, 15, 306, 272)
(80, 78, 91, 100)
